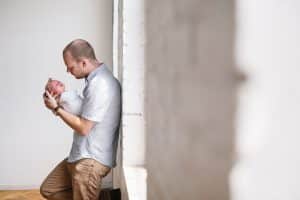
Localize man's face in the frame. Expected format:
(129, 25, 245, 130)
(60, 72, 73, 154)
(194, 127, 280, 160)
(46, 79, 65, 95)
(63, 52, 85, 79)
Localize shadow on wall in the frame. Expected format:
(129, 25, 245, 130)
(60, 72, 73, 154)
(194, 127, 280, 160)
(118, 168, 129, 200)
(145, 0, 242, 199)
(117, 130, 129, 200)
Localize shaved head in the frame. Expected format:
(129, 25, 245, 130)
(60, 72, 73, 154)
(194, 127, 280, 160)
(63, 39, 96, 61)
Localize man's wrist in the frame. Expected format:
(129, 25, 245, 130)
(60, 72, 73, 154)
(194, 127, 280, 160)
(53, 105, 63, 116)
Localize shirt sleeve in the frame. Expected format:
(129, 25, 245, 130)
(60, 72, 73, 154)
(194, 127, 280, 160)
(80, 80, 112, 123)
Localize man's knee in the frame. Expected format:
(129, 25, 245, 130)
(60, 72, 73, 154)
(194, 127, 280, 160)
(40, 183, 52, 199)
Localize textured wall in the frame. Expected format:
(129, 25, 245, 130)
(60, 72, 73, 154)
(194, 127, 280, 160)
(145, 0, 236, 199)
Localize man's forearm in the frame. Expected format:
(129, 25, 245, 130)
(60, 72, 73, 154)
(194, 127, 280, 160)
(55, 108, 89, 136)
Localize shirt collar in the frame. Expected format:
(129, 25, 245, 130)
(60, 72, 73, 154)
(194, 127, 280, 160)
(85, 63, 105, 83)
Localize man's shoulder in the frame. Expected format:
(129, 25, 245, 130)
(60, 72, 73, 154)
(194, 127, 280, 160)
(89, 70, 119, 88)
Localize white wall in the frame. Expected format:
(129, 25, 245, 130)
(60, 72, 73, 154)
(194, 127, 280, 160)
(0, 0, 112, 189)
(232, 0, 300, 199)
(118, 0, 147, 199)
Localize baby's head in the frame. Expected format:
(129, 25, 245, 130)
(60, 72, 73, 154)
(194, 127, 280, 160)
(45, 78, 65, 96)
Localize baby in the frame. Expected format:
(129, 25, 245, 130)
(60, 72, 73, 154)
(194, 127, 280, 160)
(45, 78, 82, 115)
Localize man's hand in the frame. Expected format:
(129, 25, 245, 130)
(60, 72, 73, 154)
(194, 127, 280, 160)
(43, 90, 59, 110)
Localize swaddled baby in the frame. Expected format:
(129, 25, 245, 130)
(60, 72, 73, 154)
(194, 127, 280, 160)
(45, 78, 82, 115)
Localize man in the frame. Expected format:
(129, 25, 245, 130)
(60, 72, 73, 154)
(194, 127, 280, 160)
(41, 39, 121, 200)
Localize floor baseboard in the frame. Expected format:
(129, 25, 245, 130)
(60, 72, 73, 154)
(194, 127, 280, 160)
(0, 185, 40, 190)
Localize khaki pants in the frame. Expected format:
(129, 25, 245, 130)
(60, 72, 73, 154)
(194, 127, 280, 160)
(40, 158, 111, 200)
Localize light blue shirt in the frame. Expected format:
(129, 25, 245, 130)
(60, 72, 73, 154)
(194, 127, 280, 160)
(67, 64, 121, 168)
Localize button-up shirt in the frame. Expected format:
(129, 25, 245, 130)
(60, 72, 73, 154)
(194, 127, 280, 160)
(67, 63, 121, 168)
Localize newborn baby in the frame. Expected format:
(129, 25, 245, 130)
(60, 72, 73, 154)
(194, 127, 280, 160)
(45, 78, 82, 115)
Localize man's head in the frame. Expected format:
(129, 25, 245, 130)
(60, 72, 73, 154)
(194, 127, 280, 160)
(63, 39, 99, 79)
(45, 78, 65, 96)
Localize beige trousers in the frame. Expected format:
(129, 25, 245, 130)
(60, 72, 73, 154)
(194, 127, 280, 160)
(40, 158, 111, 200)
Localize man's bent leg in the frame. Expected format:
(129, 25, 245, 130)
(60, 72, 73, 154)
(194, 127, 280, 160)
(69, 159, 111, 200)
(40, 159, 73, 200)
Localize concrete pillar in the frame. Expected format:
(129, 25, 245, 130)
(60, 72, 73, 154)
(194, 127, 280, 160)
(145, 0, 236, 199)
